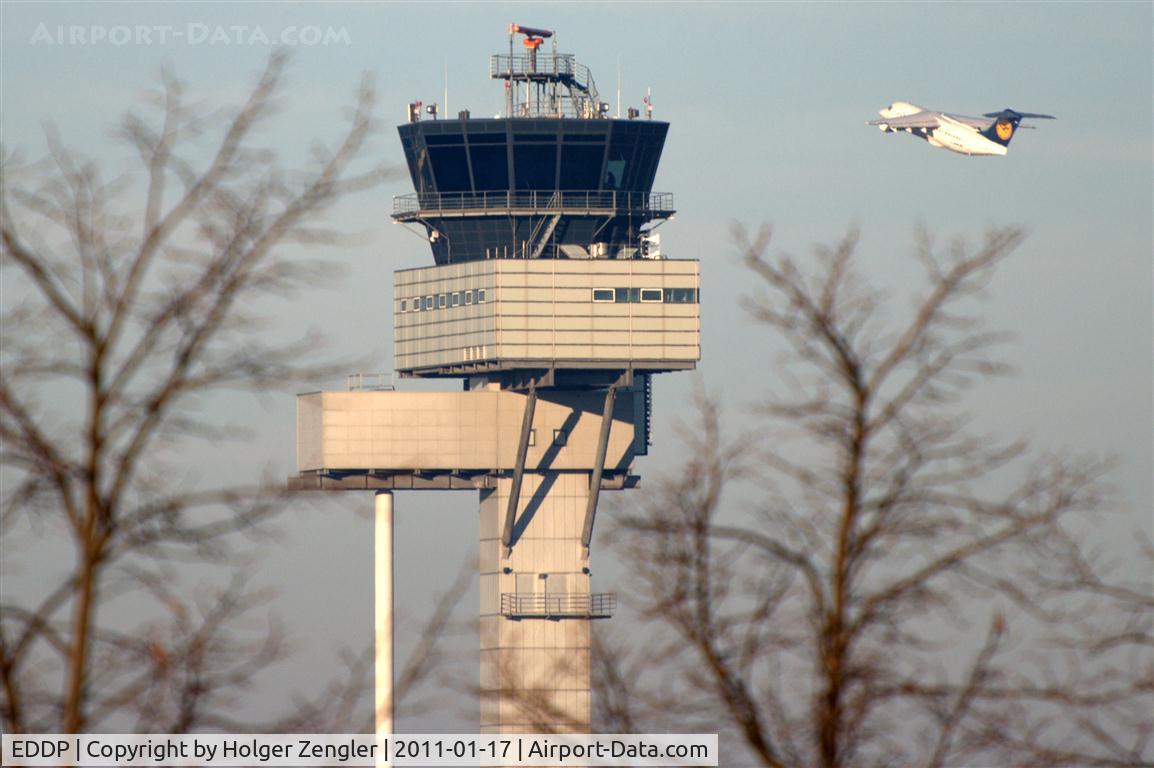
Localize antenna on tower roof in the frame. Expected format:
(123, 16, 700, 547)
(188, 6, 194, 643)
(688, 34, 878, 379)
(616, 57, 621, 119)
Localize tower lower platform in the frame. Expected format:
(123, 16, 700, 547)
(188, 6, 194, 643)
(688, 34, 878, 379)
(291, 387, 633, 735)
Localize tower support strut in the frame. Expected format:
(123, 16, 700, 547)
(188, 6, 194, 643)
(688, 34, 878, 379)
(502, 381, 537, 556)
(581, 384, 617, 554)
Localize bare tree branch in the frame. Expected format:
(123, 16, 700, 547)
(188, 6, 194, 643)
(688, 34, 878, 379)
(0, 54, 413, 734)
(606, 226, 1153, 768)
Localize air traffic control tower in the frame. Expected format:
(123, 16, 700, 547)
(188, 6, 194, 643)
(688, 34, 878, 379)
(292, 25, 699, 735)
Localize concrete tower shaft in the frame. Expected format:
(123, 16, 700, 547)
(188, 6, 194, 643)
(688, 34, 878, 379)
(480, 474, 600, 733)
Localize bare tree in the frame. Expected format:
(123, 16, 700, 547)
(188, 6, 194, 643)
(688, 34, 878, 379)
(605, 226, 1153, 767)
(0, 53, 395, 733)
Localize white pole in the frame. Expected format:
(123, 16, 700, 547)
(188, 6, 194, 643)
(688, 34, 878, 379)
(616, 57, 621, 119)
(374, 491, 394, 767)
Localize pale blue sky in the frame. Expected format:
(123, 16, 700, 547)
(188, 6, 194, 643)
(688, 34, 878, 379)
(2, 1, 1151, 733)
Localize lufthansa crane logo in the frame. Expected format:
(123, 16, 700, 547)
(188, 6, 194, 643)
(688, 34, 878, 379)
(995, 120, 1014, 141)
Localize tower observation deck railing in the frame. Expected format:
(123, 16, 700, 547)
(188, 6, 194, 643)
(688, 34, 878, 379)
(392, 190, 674, 219)
(500, 592, 617, 619)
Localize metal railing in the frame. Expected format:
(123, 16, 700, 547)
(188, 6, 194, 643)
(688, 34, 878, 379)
(490, 53, 578, 80)
(490, 53, 601, 118)
(347, 372, 394, 391)
(500, 592, 616, 618)
(393, 190, 674, 217)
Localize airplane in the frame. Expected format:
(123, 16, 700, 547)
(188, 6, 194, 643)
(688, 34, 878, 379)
(868, 102, 1055, 156)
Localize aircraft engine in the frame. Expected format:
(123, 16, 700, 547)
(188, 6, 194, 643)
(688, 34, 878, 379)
(879, 101, 921, 118)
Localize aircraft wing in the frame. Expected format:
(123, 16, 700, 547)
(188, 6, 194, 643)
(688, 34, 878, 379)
(866, 113, 941, 129)
(940, 112, 991, 129)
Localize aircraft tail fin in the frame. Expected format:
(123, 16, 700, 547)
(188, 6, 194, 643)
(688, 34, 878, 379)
(980, 109, 1056, 147)
(981, 114, 1020, 147)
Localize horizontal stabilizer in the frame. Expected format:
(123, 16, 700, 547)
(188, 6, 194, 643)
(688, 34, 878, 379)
(983, 109, 1056, 120)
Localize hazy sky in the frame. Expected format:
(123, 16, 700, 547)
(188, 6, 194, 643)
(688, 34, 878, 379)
(2, 1, 1151, 733)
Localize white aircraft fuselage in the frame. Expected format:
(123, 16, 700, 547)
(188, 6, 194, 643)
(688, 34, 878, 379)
(877, 103, 1006, 155)
(869, 102, 1054, 157)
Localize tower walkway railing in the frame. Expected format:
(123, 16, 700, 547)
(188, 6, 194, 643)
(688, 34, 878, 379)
(500, 592, 616, 619)
(393, 190, 674, 219)
(346, 373, 394, 391)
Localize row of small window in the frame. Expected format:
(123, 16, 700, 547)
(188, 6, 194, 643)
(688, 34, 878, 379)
(400, 289, 487, 312)
(592, 288, 699, 304)
(398, 286, 699, 312)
